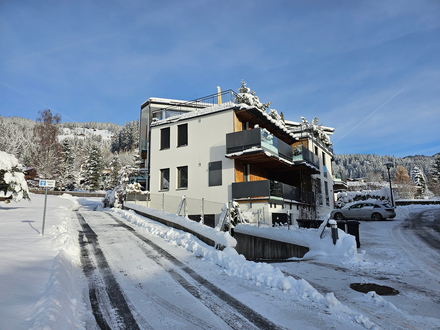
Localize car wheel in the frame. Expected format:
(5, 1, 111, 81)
(371, 213, 383, 221)
(334, 212, 344, 220)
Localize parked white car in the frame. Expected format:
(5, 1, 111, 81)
(331, 202, 396, 221)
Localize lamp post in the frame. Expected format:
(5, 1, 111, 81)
(384, 162, 395, 208)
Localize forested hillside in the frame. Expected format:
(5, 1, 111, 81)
(333, 153, 436, 181)
(0, 114, 139, 191)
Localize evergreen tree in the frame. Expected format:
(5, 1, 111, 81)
(105, 154, 122, 190)
(59, 139, 76, 191)
(82, 143, 104, 192)
(0, 151, 30, 203)
(428, 155, 440, 196)
(234, 80, 271, 112)
(410, 166, 427, 197)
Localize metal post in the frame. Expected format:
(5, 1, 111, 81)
(387, 166, 395, 208)
(161, 193, 164, 211)
(42, 187, 48, 236)
(200, 198, 204, 225)
(329, 220, 338, 245)
(228, 201, 231, 235)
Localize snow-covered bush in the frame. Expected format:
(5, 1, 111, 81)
(102, 161, 145, 208)
(335, 187, 393, 209)
(234, 80, 271, 112)
(0, 151, 30, 203)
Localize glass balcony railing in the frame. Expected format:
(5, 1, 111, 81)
(292, 145, 320, 168)
(332, 172, 347, 183)
(141, 139, 148, 150)
(226, 128, 319, 169)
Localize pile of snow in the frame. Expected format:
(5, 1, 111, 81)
(235, 223, 359, 264)
(0, 193, 87, 329)
(116, 204, 236, 247)
(112, 206, 377, 326)
(335, 187, 393, 208)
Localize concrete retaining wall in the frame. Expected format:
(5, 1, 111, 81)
(123, 205, 222, 249)
(234, 231, 309, 260)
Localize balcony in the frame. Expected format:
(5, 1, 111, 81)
(226, 128, 319, 173)
(333, 172, 348, 191)
(231, 180, 315, 205)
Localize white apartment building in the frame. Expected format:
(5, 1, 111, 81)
(139, 90, 336, 226)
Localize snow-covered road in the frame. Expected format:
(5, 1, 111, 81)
(76, 209, 280, 329)
(1, 194, 440, 329)
(274, 209, 440, 329)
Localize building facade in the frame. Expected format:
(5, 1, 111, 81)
(139, 90, 335, 226)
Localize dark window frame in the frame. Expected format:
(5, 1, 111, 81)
(209, 161, 222, 187)
(160, 168, 170, 191)
(177, 123, 188, 147)
(177, 166, 188, 189)
(160, 127, 170, 150)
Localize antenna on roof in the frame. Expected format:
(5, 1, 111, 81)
(217, 86, 222, 105)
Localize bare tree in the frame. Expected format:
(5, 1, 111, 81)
(31, 109, 62, 180)
(393, 165, 417, 199)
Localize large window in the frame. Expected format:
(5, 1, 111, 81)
(160, 127, 170, 150)
(177, 166, 188, 189)
(177, 123, 188, 147)
(209, 161, 222, 186)
(324, 181, 330, 206)
(160, 168, 169, 190)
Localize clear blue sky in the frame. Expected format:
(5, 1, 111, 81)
(1, 0, 439, 157)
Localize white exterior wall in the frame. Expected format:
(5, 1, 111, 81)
(149, 109, 235, 209)
(309, 139, 334, 215)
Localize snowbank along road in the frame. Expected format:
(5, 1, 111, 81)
(76, 209, 282, 329)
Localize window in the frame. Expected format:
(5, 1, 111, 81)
(177, 166, 188, 189)
(322, 152, 326, 166)
(209, 161, 222, 186)
(160, 168, 169, 190)
(177, 123, 188, 147)
(324, 181, 330, 206)
(160, 127, 170, 150)
(315, 146, 318, 156)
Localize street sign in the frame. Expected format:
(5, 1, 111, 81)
(39, 180, 55, 188)
(38, 179, 55, 236)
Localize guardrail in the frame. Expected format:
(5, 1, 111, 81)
(29, 189, 106, 198)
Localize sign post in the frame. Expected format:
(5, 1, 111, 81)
(39, 180, 55, 236)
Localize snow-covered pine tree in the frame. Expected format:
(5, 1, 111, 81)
(0, 151, 30, 203)
(428, 155, 440, 196)
(59, 139, 76, 191)
(105, 154, 122, 190)
(234, 80, 271, 112)
(82, 143, 104, 192)
(410, 166, 427, 197)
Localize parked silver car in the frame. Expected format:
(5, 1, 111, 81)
(331, 202, 396, 221)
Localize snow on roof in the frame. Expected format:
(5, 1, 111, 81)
(151, 101, 237, 126)
(148, 98, 333, 148)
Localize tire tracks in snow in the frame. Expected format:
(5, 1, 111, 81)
(104, 212, 283, 330)
(77, 212, 142, 330)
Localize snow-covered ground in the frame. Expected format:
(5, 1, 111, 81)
(1, 194, 439, 329)
(58, 127, 113, 141)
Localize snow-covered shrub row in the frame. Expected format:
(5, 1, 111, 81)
(335, 187, 392, 209)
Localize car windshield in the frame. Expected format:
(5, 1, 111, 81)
(382, 203, 392, 208)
